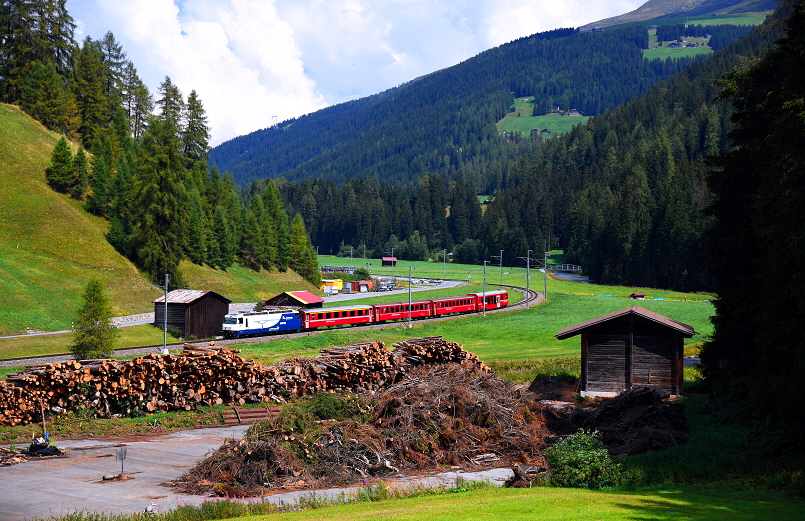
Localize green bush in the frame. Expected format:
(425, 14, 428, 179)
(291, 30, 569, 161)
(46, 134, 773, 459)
(546, 429, 624, 489)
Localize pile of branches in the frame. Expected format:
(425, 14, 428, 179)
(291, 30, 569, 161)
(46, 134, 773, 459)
(571, 387, 689, 455)
(174, 361, 548, 495)
(0, 337, 486, 426)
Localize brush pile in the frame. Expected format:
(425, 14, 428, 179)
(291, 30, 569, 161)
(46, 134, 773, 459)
(0, 337, 487, 426)
(174, 361, 549, 495)
(571, 387, 688, 455)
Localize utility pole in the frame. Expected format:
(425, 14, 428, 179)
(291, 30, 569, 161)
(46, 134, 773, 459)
(408, 264, 414, 328)
(517, 251, 533, 308)
(350, 247, 353, 268)
(482, 261, 489, 316)
(543, 249, 550, 299)
(443, 249, 447, 279)
(162, 273, 170, 354)
(491, 250, 503, 284)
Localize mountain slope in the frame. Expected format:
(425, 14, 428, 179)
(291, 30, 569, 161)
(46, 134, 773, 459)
(0, 104, 316, 335)
(580, 0, 776, 29)
(210, 27, 698, 191)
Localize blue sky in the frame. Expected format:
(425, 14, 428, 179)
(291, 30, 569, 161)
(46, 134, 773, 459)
(66, 0, 643, 146)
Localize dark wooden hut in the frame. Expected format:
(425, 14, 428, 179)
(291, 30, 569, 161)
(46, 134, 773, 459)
(153, 289, 231, 339)
(264, 290, 324, 309)
(381, 256, 397, 267)
(555, 306, 695, 397)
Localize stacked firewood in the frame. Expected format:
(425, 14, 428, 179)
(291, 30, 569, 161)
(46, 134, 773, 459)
(0, 337, 485, 426)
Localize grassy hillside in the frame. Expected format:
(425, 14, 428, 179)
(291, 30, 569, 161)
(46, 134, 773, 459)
(0, 104, 317, 335)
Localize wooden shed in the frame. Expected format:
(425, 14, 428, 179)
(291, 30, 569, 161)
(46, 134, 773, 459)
(555, 306, 695, 397)
(381, 256, 397, 267)
(153, 289, 231, 339)
(264, 290, 324, 309)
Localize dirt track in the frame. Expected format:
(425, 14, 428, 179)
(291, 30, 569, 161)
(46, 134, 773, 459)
(0, 426, 514, 520)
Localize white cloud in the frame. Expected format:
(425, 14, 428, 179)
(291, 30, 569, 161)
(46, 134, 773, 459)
(67, 0, 643, 145)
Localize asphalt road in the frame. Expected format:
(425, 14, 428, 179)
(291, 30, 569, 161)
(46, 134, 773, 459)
(0, 425, 514, 520)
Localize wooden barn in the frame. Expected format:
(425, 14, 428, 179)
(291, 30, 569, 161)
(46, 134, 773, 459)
(555, 306, 695, 397)
(264, 290, 324, 309)
(153, 289, 231, 339)
(381, 256, 397, 267)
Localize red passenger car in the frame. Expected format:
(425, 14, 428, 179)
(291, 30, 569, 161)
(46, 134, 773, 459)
(301, 305, 373, 329)
(431, 295, 478, 315)
(373, 300, 432, 322)
(468, 289, 509, 311)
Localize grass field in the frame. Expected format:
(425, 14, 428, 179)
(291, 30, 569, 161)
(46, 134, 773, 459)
(496, 98, 589, 137)
(643, 29, 713, 60)
(253, 486, 801, 521)
(0, 324, 181, 360)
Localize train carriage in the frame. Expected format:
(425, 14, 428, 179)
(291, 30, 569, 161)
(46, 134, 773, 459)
(431, 295, 478, 316)
(300, 305, 374, 329)
(468, 289, 509, 312)
(373, 300, 432, 322)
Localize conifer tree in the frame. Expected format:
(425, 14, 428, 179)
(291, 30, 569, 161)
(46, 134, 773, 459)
(70, 147, 89, 199)
(182, 89, 210, 166)
(70, 278, 118, 360)
(186, 186, 209, 265)
(85, 156, 110, 215)
(128, 117, 189, 284)
(72, 36, 108, 147)
(289, 213, 321, 285)
(45, 136, 73, 192)
(156, 76, 184, 129)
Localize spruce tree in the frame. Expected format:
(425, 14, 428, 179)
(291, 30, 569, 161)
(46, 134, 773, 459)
(182, 89, 210, 166)
(70, 278, 118, 360)
(128, 116, 189, 284)
(71, 147, 89, 199)
(288, 213, 321, 285)
(45, 137, 73, 192)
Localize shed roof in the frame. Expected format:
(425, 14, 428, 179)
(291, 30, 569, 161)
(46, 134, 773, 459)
(153, 289, 230, 304)
(284, 290, 324, 305)
(554, 306, 696, 340)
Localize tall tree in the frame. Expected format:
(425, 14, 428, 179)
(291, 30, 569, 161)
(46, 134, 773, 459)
(182, 89, 210, 166)
(69, 278, 118, 360)
(156, 76, 184, 129)
(288, 213, 320, 285)
(701, 3, 805, 434)
(128, 116, 190, 284)
(72, 36, 107, 147)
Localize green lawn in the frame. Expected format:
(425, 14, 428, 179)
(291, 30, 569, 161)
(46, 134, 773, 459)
(496, 98, 589, 137)
(241, 486, 800, 521)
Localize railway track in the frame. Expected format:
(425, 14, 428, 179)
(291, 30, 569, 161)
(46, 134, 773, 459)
(0, 285, 542, 368)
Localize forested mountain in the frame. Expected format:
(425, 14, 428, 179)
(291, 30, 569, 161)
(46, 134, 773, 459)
(248, 16, 778, 295)
(211, 26, 703, 192)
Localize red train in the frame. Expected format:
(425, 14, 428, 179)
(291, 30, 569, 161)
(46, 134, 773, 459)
(223, 290, 509, 337)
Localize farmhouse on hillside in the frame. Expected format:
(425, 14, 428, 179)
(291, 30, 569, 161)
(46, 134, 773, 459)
(555, 306, 695, 397)
(153, 289, 231, 339)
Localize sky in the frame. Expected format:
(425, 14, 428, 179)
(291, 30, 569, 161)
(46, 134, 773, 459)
(66, 0, 644, 146)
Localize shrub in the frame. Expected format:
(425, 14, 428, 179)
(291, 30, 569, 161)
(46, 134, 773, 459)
(546, 429, 624, 488)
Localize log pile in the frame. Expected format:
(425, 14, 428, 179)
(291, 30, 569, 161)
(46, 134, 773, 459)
(0, 337, 486, 426)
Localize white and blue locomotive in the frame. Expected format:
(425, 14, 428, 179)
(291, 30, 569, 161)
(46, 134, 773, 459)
(221, 307, 301, 338)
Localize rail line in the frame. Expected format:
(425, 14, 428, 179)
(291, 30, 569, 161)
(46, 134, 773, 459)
(0, 285, 542, 368)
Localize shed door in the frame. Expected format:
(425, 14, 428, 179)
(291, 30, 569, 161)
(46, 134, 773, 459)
(586, 332, 629, 392)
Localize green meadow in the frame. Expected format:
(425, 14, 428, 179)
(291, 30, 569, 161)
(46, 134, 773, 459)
(496, 98, 589, 137)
